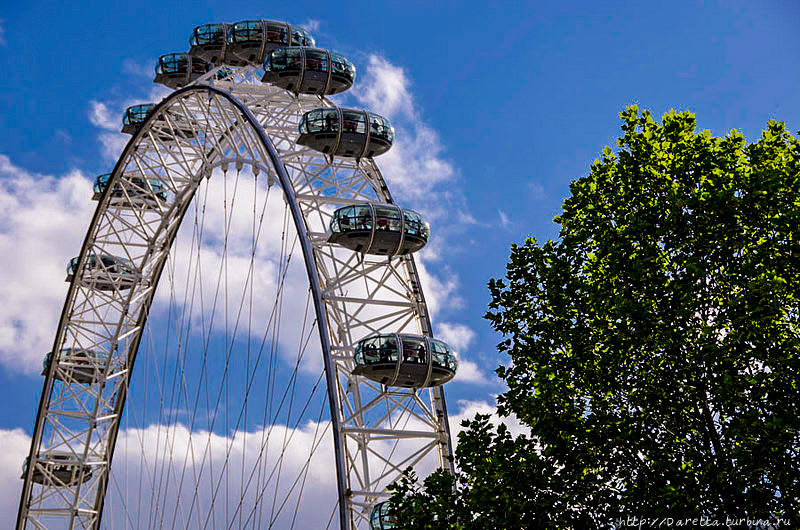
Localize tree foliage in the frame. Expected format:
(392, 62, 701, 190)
(389, 107, 800, 528)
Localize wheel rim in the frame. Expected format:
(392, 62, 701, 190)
(18, 67, 453, 530)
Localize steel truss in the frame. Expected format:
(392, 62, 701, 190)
(18, 65, 453, 529)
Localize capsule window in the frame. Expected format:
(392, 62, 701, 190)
(303, 108, 338, 134)
(400, 337, 426, 364)
(67, 257, 79, 277)
(232, 21, 263, 43)
(94, 174, 112, 194)
(267, 48, 285, 70)
(370, 502, 397, 529)
(124, 105, 154, 126)
(359, 337, 381, 363)
(305, 49, 328, 72)
(303, 109, 324, 133)
(330, 54, 355, 81)
(266, 22, 288, 44)
(403, 210, 421, 236)
(334, 206, 355, 231)
(430, 340, 449, 367)
(157, 54, 185, 75)
(432, 340, 457, 370)
(343, 56, 354, 78)
(374, 206, 401, 232)
(291, 26, 313, 46)
(286, 48, 303, 68)
(375, 335, 398, 362)
(369, 114, 394, 142)
(354, 205, 372, 230)
(330, 208, 340, 231)
(354, 341, 365, 364)
(341, 110, 366, 134)
(192, 24, 225, 46)
(369, 116, 382, 137)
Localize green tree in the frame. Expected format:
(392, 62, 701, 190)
(388, 107, 800, 529)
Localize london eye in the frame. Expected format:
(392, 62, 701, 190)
(17, 18, 456, 530)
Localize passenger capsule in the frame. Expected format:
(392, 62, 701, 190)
(42, 348, 110, 385)
(353, 334, 457, 388)
(262, 47, 355, 95)
(121, 104, 155, 134)
(66, 254, 136, 291)
(370, 501, 397, 529)
(189, 23, 231, 64)
(154, 53, 212, 89)
(329, 203, 429, 256)
(22, 454, 93, 486)
(297, 108, 394, 158)
(122, 103, 196, 140)
(225, 19, 315, 66)
(94, 173, 168, 205)
(93, 173, 168, 207)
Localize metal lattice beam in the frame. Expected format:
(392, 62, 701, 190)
(18, 65, 453, 530)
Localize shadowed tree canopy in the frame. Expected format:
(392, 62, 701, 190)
(387, 107, 800, 529)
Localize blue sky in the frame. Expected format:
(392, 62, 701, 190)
(1, 0, 799, 524)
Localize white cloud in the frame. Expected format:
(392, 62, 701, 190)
(148, 84, 173, 102)
(0, 428, 29, 527)
(122, 58, 154, 78)
(449, 398, 529, 440)
(529, 180, 546, 199)
(435, 321, 491, 384)
(148, 170, 323, 373)
(0, 422, 339, 529)
(89, 85, 174, 163)
(0, 19, 6, 47)
(0, 155, 95, 373)
(88, 101, 117, 131)
(453, 358, 491, 385)
(98, 132, 129, 163)
(349, 55, 476, 327)
(89, 99, 131, 162)
(353, 56, 415, 120)
(0, 404, 526, 529)
(499, 209, 512, 229)
(352, 55, 456, 211)
(413, 254, 463, 320)
(436, 322, 476, 352)
(301, 19, 322, 33)
(107, 421, 338, 528)
(88, 99, 128, 163)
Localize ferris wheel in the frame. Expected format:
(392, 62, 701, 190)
(17, 18, 457, 530)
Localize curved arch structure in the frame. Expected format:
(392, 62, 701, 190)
(18, 66, 453, 529)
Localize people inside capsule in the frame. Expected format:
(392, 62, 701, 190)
(225, 19, 315, 65)
(370, 501, 397, 530)
(66, 254, 136, 291)
(262, 47, 355, 95)
(329, 203, 429, 256)
(93, 173, 168, 206)
(121, 104, 155, 134)
(22, 454, 93, 486)
(42, 348, 110, 385)
(297, 108, 393, 158)
(154, 53, 212, 89)
(189, 23, 230, 63)
(353, 334, 457, 388)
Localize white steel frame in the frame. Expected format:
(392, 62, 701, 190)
(17, 65, 454, 530)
